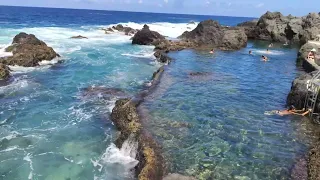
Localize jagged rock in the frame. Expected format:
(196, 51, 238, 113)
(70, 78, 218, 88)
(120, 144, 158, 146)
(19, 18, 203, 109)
(132, 25, 165, 45)
(0, 63, 10, 80)
(298, 42, 320, 63)
(220, 29, 248, 50)
(0, 32, 59, 67)
(286, 72, 320, 112)
(154, 50, 172, 64)
(300, 13, 320, 45)
(179, 20, 247, 50)
(237, 11, 320, 44)
(237, 20, 258, 39)
(111, 24, 138, 36)
(70, 35, 88, 39)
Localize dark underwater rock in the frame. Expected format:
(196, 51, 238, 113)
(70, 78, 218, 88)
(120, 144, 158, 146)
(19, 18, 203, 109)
(81, 86, 127, 99)
(163, 173, 196, 180)
(132, 25, 165, 45)
(0, 32, 59, 67)
(309, 142, 320, 180)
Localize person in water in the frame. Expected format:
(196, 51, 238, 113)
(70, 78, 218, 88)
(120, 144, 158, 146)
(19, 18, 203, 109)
(249, 50, 252, 55)
(262, 55, 268, 61)
(268, 43, 273, 48)
(266, 49, 270, 53)
(275, 106, 311, 116)
(209, 49, 214, 54)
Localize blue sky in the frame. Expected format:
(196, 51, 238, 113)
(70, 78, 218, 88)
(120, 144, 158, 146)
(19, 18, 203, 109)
(0, 0, 319, 17)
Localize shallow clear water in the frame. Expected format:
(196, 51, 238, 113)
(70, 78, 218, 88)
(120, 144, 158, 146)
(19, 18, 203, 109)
(141, 41, 318, 179)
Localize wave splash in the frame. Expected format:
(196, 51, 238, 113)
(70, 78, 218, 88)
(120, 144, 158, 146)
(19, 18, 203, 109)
(93, 135, 139, 179)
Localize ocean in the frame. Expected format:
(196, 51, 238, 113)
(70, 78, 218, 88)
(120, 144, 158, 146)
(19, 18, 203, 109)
(0, 5, 317, 180)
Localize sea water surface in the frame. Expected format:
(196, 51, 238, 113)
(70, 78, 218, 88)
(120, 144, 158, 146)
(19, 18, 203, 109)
(141, 42, 319, 179)
(0, 5, 316, 180)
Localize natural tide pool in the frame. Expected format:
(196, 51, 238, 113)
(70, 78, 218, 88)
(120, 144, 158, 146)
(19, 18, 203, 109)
(141, 41, 319, 179)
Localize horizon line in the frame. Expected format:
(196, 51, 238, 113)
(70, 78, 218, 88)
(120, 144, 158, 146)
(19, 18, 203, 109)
(0, 5, 258, 19)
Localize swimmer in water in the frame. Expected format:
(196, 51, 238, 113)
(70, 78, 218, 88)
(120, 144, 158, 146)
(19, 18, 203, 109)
(262, 55, 268, 61)
(249, 50, 252, 55)
(209, 49, 214, 54)
(274, 106, 311, 116)
(266, 49, 270, 53)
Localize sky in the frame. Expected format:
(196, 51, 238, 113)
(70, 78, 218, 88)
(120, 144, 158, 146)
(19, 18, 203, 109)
(0, 0, 319, 17)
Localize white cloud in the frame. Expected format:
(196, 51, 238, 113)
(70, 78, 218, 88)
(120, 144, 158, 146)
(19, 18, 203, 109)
(256, 3, 264, 8)
(138, 0, 143, 4)
(164, 0, 169, 4)
(228, 2, 232, 7)
(158, 3, 163, 7)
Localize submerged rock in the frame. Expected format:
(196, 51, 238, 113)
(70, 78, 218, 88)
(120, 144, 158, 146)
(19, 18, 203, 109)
(81, 86, 127, 99)
(0, 63, 10, 80)
(0, 32, 59, 67)
(132, 24, 165, 45)
(163, 173, 196, 180)
(309, 142, 320, 180)
(70, 35, 88, 39)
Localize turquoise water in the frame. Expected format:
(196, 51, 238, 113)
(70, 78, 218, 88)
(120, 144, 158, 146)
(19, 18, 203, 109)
(0, 6, 316, 180)
(0, 26, 162, 179)
(141, 41, 318, 179)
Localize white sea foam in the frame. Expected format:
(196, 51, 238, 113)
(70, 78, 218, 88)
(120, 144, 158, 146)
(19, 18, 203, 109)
(108, 22, 198, 38)
(23, 153, 34, 180)
(0, 131, 20, 141)
(8, 57, 61, 74)
(254, 50, 285, 55)
(95, 135, 139, 177)
(0, 146, 19, 152)
(0, 46, 13, 57)
(122, 52, 156, 59)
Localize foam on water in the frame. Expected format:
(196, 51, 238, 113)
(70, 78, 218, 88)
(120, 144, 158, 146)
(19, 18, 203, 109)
(0, 45, 13, 57)
(99, 135, 139, 172)
(254, 50, 285, 55)
(108, 22, 198, 38)
(23, 153, 34, 180)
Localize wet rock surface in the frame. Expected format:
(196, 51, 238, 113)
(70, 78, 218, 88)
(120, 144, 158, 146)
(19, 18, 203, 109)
(0, 63, 10, 80)
(238, 11, 320, 44)
(0, 32, 59, 67)
(132, 25, 165, 45)
(179, 20, 247, 50)
(70, 35, 88, 39)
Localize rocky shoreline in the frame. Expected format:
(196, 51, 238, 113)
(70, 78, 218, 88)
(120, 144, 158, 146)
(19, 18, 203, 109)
(108, 11, 320, 180)
(0, 32, 60, 80)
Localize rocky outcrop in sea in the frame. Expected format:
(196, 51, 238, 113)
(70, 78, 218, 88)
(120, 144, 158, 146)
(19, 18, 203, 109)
(180, 20, 247, 50)
(0, 32, 60, 80)
(238, 11, 320, 45)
